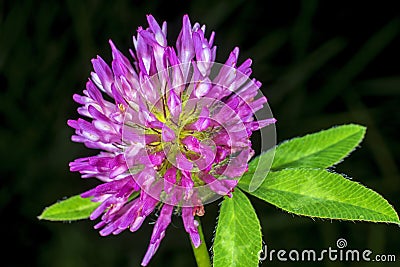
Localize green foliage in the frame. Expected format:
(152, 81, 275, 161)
(38, 195, 100, 221)
(213, 190, 262, 267)
(241, 124, 366, 191)
(240, 168, 399, 223)
(238, 124, 399, 225)
(273, 124, 365, 170)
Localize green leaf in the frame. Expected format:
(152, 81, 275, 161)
(38, 195, 100, 221)
(272, 124, 366, 170)
(213, 189, 262, 267)
(239, 168, 400, 224)
(241, 124, 366, 192)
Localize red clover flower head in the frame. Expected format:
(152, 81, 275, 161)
(68, 14, 275, 266)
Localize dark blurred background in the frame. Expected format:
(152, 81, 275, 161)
(1, 0, 399, 266)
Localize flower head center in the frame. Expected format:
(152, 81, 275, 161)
(145, 98, 215, 176)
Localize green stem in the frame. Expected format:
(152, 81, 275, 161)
(191, 217, 212, 267)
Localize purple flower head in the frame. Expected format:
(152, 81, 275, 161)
(69, 14, 275, 266)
